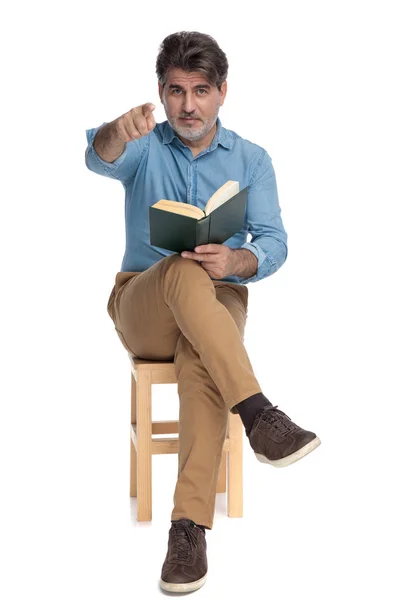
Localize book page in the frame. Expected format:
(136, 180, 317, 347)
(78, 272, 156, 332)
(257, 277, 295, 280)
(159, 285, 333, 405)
(152, 199, 204, 220)
(204, 181, 239, 216)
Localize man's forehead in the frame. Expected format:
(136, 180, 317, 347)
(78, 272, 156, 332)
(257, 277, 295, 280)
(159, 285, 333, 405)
(165, 69, 213, 87)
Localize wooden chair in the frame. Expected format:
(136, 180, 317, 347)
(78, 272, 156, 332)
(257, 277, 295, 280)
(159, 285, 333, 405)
(128, 354, 243, 522)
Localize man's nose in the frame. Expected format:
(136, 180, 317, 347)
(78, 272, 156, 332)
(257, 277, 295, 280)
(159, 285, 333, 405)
(182, 93, 196, 114)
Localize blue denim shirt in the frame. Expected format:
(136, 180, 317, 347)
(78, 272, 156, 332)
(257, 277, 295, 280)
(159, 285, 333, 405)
(85, 117, 288, 284)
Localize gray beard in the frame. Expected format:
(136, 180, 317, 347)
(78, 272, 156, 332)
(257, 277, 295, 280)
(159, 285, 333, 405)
(163, 99, 220, 142)
(167, 115, 218, 141)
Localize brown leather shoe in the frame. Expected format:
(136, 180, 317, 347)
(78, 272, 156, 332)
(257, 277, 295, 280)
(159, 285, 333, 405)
(159, 518, 208, 593)
(247, 405, 321, 467)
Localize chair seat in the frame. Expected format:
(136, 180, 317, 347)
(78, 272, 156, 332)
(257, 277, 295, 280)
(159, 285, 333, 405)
(129, 354, 177, 384)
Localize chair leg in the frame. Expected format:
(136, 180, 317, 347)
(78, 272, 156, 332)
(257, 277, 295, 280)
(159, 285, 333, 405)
(227, 412, 243, 518)
(136, 370, 153, 521)
(216, 451, 227, 493)
(130, 372, 137, 498)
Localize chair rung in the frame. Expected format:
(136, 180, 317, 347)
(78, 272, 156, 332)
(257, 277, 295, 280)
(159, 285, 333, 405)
(153, 438, 179, 454)
(131, 424, 230, 454)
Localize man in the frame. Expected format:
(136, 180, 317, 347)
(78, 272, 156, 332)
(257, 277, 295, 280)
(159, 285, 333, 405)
(85, 31, 321, 594)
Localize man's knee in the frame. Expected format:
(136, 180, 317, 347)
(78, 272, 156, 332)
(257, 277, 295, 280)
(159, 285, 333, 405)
(159, 254, 211, 293)
(162, 253, 205, 275)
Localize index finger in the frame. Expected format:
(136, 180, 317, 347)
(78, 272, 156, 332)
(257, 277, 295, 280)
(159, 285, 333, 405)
(195, 244, 220, 253)
(142, 102, 156, 118)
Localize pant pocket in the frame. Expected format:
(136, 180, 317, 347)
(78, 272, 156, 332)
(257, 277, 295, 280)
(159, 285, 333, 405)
(227, 282, 249, 314)
(235, 284, 248, 315)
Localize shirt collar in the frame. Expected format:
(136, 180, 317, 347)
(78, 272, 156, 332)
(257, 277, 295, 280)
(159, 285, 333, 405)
(161, 116, 233, 150)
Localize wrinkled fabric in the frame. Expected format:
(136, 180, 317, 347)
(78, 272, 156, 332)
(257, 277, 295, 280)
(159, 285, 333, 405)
(85, 117, 288, 284)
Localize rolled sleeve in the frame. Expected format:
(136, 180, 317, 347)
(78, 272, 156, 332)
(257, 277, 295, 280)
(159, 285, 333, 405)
(84, 122, 147, 184)
(236, 151, 288, 284)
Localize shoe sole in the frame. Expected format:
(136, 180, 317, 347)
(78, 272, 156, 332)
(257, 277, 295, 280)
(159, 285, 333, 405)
(254, 436, 321, 467)
(159, 573, 207, 593)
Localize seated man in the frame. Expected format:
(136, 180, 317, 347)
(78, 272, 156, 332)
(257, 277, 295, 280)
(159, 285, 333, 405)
(84, 30, 321, 595)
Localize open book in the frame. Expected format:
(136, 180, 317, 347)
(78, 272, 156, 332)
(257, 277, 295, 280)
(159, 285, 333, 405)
(151, 181, 240, 219)
(149, 181, 248, 253)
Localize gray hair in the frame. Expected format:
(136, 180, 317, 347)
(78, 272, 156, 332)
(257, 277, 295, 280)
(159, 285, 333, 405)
(156, 31, 229, 91)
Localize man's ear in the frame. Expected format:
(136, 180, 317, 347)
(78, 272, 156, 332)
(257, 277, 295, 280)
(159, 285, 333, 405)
(220, 80, 227, 106)
(158, 82, 164, 104)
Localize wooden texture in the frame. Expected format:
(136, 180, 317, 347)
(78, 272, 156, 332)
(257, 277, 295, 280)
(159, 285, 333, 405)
(128, 354, 243, 522)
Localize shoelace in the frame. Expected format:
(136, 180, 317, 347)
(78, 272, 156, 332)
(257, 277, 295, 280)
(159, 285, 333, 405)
(257, 404, 299, 437)
(171, 521, 199, 562)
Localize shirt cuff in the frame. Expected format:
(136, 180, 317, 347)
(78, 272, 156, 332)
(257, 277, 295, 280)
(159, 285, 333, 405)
(236, 242, 275, 284)
(85, 122, 129, 171)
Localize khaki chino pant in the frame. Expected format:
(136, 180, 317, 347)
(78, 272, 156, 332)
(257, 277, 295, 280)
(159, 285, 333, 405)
(106, 254, 262, 529)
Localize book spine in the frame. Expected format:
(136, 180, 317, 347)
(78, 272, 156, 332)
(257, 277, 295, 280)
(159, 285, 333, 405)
(196, 215, 211, 245)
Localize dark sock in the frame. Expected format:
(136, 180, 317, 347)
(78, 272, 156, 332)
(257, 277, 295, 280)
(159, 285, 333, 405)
(172, 518, 206, 533)
(235, 392, 273, 437)
(193, 522, 206, 533)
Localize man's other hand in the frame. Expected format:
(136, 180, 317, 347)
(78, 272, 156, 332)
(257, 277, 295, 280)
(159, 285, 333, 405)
(181, 244, 236, 279)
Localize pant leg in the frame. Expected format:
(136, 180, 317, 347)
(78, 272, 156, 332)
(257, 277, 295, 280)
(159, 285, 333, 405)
(107, 254, 262, 412)
(171, 281, 250, 529)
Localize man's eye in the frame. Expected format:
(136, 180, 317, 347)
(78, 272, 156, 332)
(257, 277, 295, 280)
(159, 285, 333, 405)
(171, 89, 207, 95)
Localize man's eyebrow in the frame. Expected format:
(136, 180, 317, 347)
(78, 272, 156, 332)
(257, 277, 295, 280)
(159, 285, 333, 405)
(168, 83, 212, 90)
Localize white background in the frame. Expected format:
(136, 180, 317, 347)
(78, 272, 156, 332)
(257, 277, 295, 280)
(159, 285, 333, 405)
(1, 0, 399, 598)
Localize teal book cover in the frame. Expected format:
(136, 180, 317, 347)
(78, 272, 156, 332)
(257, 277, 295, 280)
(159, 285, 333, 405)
(149, 186, 248, 253)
